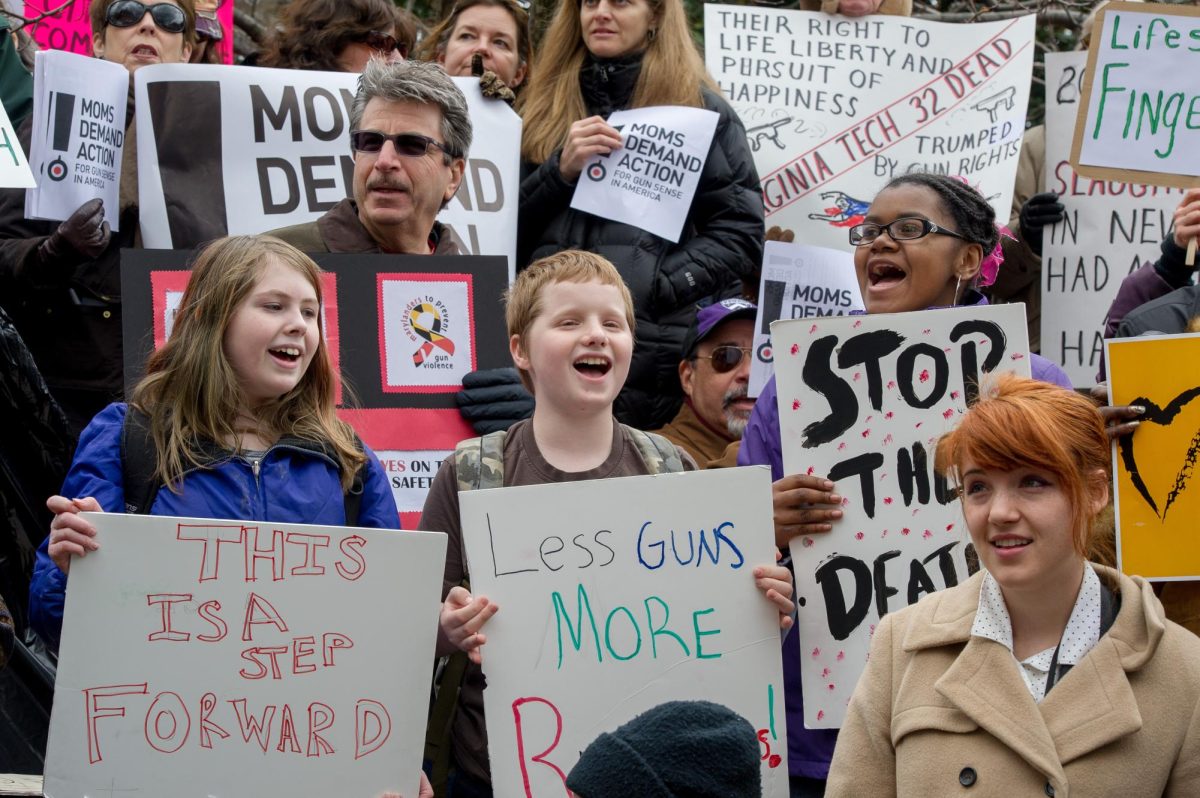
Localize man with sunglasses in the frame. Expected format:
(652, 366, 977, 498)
(270, 59, 470, 257)
(652, 298, 758, 469)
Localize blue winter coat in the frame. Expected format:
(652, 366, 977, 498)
(29, 403, 401, 650)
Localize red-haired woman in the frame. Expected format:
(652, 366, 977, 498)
(826, 374, 1200, 796)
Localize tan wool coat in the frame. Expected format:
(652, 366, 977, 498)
(827, 566, 1200, 797)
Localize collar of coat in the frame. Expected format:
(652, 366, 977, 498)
(895, 564, 1167, 782)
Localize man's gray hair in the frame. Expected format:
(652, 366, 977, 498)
(351, 58, 472, 162)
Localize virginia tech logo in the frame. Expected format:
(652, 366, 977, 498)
(402, 297, 456, 368)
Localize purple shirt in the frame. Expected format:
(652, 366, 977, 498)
(738, 304, 1071, 779)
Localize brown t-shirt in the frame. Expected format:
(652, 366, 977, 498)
(419, 417, 695, 784)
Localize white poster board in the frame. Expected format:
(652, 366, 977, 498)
(459, 468, 789, 798)
(0, 99, 35, 188)
(1041, 51, 1186, 386)
(44, 514, 447, 798)
(751, 241, 862, 397)
(570, 105, 719, 243)
(773, 304, 1030, 727)
(1073, 2, 1200, 184)
(134, 65, 522, 276)
(25, 50, 127, 229)
(704, 5, 1034, 251)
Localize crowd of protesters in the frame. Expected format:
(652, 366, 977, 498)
(1, 0, 1198, 795)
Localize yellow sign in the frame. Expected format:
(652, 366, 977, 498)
(1107, 333, 1200, 579)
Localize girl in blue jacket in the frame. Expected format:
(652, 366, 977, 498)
(30, 235, 400, 650)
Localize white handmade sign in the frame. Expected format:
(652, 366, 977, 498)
(25, 50, 127, 229)
(705, 5, 1034, 250)
(1072, 2, 1200, 186)
(459, 468, 788, 798)
(751, 241, 862, 397)
(0, 99, 35, 188)
(44, 514, 447, 798)
(773, 304, 1030, 727)
(135, 65, 522, 276)
(570, 105, 719, 243)
(1041, 52, 1185, 385)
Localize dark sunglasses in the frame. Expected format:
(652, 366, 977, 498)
(359, 30, 407, 58)
(105, 0, 187, 34)
(698, 345, 753, 374)
(350, 130, 452, 158)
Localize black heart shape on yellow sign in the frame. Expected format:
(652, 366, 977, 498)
(1117, 386, 1200, 521)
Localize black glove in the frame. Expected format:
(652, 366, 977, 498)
(1018, 192, 1065, 256)
(456, 367, 535, 435)
(38, 198, 111, 265)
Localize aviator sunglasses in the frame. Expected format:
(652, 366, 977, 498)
(358, 30, 408, 58)
(350, 130, 454, 158)
(697, 345, 753, 374)
(105, 0, 187, 34)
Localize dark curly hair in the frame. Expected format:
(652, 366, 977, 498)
(882, 173, 999, 254)
(259, 0, 399, 72)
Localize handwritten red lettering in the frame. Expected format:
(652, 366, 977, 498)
(292, 635, 317, 674)
(199, 692, 230, 749)
(196, 600, 228, 642)
(354, 699, 392, 760)
(230, 698, 277, 752)
(512, 696, 567, 797)
(277, 704, 302, 754)
(241, 592, 289, 642)
(335, 535, 367, 581)
(144, 692, 190, 753)
(286, 532, 330, 576)
(146, 593, 192, 642)
(322, 632, 353, 667)
(84, 683, 148, 763)
(306, 702, 336, 757)
(176, 523, 245, 582)
(245, 527, 286, 582)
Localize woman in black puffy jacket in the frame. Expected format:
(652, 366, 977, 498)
(516, 0, 764, 430)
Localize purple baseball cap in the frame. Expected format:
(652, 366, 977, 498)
(682, 298, 758, 358)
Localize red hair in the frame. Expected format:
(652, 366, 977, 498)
(935, 374, 1109, 555)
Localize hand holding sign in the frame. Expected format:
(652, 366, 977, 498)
(1173, 188, 1200, 266)
(560, 115, 624, 183)
(439, 585, 499, 664)
(45, 494, 102, 573)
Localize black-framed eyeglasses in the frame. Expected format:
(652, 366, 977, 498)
(696, 345, 753, 374)
(849, 217, 967, 247)
(105, 0, 187, 33)
(350, 130, 451, 158)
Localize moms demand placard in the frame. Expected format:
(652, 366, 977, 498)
(134, 65, 522, 275)
(44, 513, 446, 798)
(570, 105, 718, 242)
(459, 468, 788, 798)
(121, 251, 509, 526)
(705, 5, 1034, 251)
(772, 304, 1030, 727)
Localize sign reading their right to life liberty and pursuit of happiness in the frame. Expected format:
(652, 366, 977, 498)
(704, 5, 1034, 251)
(1106, 334, 1200, 581)
(772, 304, 1031, 728)
(1072, 2, 1200, 187)
(44, 514, 447, 798)
(1040, 51, 1184, 386)
(569, 105, 719, 243)
(458, 468, 788, 798)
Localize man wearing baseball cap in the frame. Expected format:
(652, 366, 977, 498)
(652, 298, 758, 468)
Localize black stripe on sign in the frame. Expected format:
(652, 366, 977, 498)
(147, 80, 227, 248)
(52, 92, 74, 151)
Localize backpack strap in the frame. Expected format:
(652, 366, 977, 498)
(623, 425, 685, 475)
(453, 430, 508, 492)
(121, 407, 161, 515)
(426, 430, 507, 792)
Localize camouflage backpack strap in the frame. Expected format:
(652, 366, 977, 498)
(453, 429, 508, 492)
(428, 429, 507, 795)
(623, 425, 685, 475)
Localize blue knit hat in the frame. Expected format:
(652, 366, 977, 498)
(565, 700, 761, 798)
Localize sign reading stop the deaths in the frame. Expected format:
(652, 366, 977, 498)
(1107, 334, 1200, 580)
(773, 304, 1030, 727)
(44, 514, 446, 798)
(705, 4, 1034, 250)
(1040, 51, 1184, 385)
(1072, 2, 1200, 186)
(459, 468, 788, 798)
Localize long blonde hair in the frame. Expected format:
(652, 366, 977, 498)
(129, 235, 366, 492)
(518, 0, 718, 164)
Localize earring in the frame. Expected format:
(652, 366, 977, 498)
(953, 275, 962, 306)
(647, 28, 657, 41)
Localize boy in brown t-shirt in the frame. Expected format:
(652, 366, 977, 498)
(427, 250, 795, 792)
